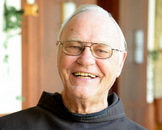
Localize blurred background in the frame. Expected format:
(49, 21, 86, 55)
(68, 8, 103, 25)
(0, 0, 162, 129)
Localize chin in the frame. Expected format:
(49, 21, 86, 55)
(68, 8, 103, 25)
(72, 87, 97, 99)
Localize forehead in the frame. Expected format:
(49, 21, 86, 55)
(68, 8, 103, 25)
(61, 11, 122, 48)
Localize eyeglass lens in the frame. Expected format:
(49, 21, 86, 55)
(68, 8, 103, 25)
(62, 41, 113, 59)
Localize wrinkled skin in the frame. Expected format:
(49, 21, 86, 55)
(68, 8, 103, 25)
(57, 11, 127, 114)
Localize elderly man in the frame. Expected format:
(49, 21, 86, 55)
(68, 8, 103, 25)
(0, 4, 146, 130)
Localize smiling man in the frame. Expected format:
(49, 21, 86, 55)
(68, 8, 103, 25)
(57, 8, 127, 114)
(0, 4, 147, 130)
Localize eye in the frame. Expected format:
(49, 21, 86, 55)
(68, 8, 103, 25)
(96, 49, 108, 53)
(93, 45, 110, 54)
(65, 45, 82, 51)
(69, 45, 81, 49)
(63, 41, 83, 54)
(92, 44, 112, 58)
(94, 49, 110, 56)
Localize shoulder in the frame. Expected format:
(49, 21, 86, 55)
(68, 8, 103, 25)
(0, 92, 63, 129)
(107, 93, 147, 130)
(122, 117, 147, 130)
(0, 106, 51, 129)
(0, 107, 35, 121)
(0, 92, 62, 124)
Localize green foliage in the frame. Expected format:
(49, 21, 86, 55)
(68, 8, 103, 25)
(16, 96, 25, 102)
(2, 0, 23, 64)
(3, 0, 23, 32)
(149, 50, 159, 61)
(3, 55, 9, 63)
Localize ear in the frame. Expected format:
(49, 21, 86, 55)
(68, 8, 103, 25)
(56, 41, 60, 68)
(116, 51, 127, 77)
(56, 41, 59, 46)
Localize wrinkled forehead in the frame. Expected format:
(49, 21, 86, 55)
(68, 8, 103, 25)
(61, 10, 123, 49)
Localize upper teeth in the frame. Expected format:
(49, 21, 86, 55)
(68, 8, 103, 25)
(74, 72, 96, 78)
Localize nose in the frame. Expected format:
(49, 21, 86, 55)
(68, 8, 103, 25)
(76, 47, 96, 66)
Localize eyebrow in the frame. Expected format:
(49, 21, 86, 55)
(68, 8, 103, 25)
(66, 39, 108, 44)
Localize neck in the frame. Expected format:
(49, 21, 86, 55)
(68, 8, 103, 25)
(61, 91, 108, 114)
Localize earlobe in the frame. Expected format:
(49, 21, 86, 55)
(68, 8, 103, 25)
(116, 52, 127, 77)
(120, 52, 127, 67)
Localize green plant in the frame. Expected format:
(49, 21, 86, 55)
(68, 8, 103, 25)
(3, 0, 23, 32)
(149, 50, 159, 61)
(2, 0, 23, 64)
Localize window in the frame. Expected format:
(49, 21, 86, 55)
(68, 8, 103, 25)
(0, 0, 22, 114)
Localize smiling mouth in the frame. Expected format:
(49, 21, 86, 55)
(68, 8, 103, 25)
(73, 72, 98, 79)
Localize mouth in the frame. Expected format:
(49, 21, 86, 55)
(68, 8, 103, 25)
(73, 72, 98, 79)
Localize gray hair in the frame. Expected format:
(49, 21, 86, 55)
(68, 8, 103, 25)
(58, 4, 127, 51)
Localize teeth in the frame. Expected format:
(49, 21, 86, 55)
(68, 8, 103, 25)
(74, 72, 96, 78)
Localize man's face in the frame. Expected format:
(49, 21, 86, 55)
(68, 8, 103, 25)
(57, 11, 126, 100)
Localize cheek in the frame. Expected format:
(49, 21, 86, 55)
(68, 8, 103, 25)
(58, 55, 68, 72)
(57, 52, 76, 75)
(98, 59, 119, 92)
(57, 48, 69, 69)
(57, 54, 72, 85)
(98, 58, 119, 79)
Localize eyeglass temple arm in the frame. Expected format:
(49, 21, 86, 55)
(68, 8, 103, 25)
(112, 49, 125, 52)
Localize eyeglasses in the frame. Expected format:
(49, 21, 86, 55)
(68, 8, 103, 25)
(57, 41, 125, 59)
